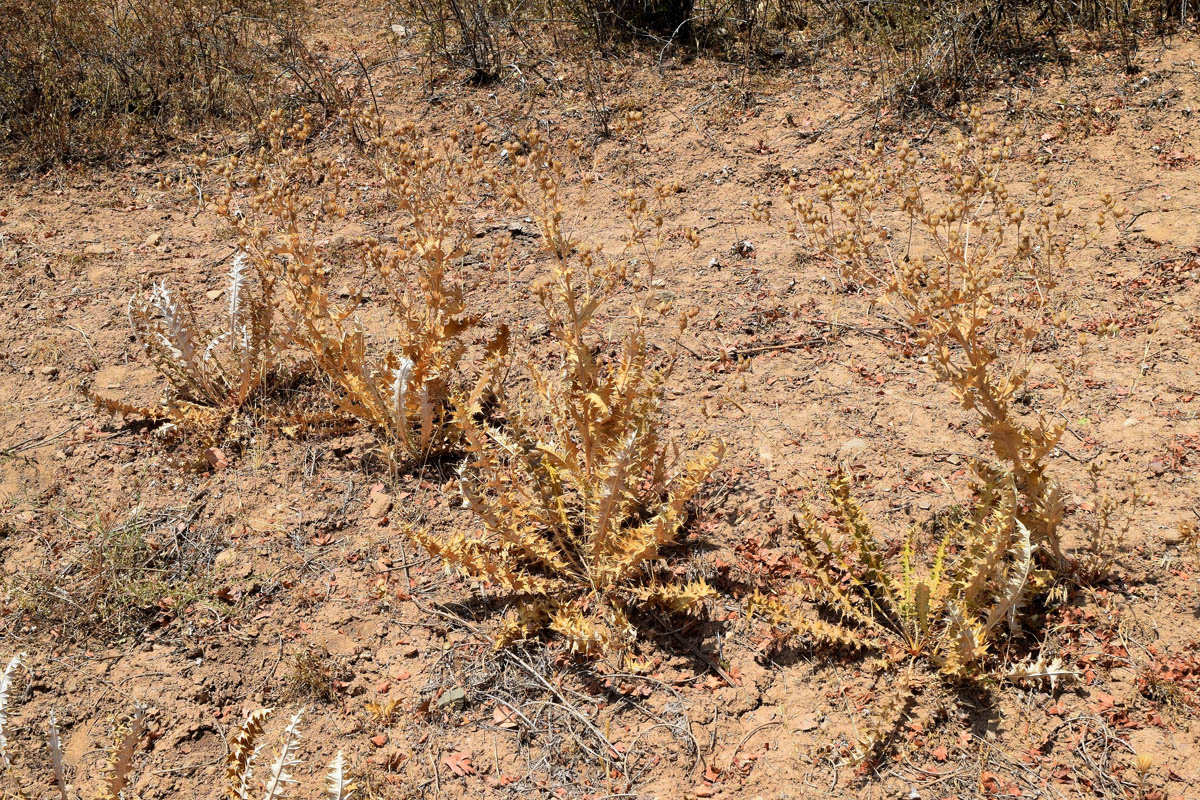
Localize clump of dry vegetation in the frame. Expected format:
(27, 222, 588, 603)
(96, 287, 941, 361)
(5, 507, 217, 642)
(742, 106, 1137, 760)
(0, 0, 310, 168)
(390, 0, 1194, 111)
(283, 649, 348, 704)
(0, 676, 352, 800)
(86, 251, 313, 469)
(406, 132, 723, 656)
(212, 110, 485, 472)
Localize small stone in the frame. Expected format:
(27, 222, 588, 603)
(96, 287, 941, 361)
(83, 243, 110, 256)
(436, 686, 467, 708)
(214, 549, 253, 579)
(366, 483, 392, 519)
(40, 365, 58, 377)
(837, 437, 869, 462)
(1123, 417, 1141, 427)
(1148, 460, 1168, 476)
(794, 714, 820, 732)
(206, 288, 225, 301)
(733, 239, 755, 258)
(370, 733, 388, 747)
(145, 233, 163, 247)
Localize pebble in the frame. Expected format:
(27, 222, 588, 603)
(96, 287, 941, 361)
(366, 483, 393, 519)
(837, 437, 869, 462)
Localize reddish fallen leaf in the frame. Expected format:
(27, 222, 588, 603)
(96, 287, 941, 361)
(980, 771, 1002, 793)
(205, 447, 229, 470)
(370, 734, 388, 747)
(441, 750, 474, 777)
(1093, 692, 1116, 713)
(213, 586, 240, 604)
(931, 744, 949, 762)
(494, 705, 522, 729)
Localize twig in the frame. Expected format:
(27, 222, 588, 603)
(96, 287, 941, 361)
(725, 720, 783, 773)
(503, 651, 624, 766)
(429, 750, 440, 797)
(1, 424, 79, 457)
(726, 335, 829, 357)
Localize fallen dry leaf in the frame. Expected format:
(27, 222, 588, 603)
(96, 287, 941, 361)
(441, 750, 474, 777)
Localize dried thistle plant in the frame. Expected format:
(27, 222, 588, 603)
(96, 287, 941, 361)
(88, 251, 301, 467)
(750, 472, 1062, 682)
(2, 685, 149, 800)
(748, 470, 1078, 765)
(406, 132, 723, 656)
(225, 707, 356, 800)
(95, 705, 147, 800)
(0, 652, 23, 770)
(1, 668, 351, 799)
(212, 109, 483, 471)
(775, 104, 1126, 578)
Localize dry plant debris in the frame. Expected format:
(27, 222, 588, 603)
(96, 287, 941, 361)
(407, 131, 724, 656)
(212, 110, 486, 471)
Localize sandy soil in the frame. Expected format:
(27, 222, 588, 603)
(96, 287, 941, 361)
(1, 5, 1199, 798)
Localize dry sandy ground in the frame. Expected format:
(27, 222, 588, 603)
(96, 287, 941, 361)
(1, 7, 1199, 799)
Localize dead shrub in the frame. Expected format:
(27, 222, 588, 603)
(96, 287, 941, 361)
(775, 105, 1129, 578)
(212, 109, 487, 472)
(405, 131, 723, 656)
(564, 0, 696, 43)
(394, 0, 510, 83)
(0, 0, 308, 168)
